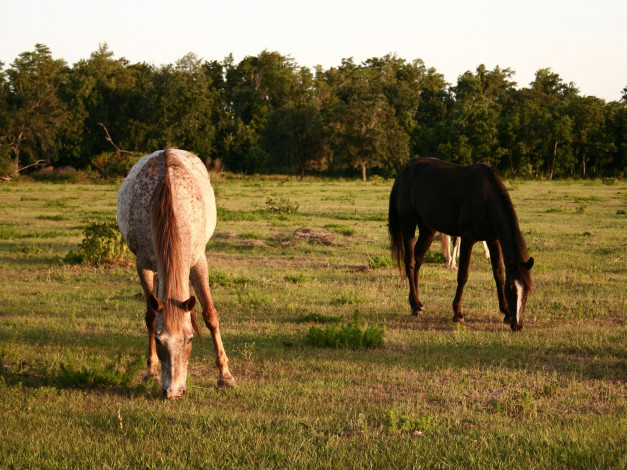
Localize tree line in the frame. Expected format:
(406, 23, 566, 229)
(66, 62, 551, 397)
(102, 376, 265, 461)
(1, 43, 625, 180)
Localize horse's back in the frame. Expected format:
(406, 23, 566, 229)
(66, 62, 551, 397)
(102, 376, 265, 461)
(393, 157, 494, 237)
(116, 149, 216, 266)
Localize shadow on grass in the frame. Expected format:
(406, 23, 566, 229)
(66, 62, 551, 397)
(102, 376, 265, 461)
(224, 326, 626, 383)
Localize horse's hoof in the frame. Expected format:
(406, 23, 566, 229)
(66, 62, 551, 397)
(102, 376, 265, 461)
(503, 315, 512, 324)
(452, 315, 465, 323)
(411, 307, 424, 317)
(218, 376, 237, 389)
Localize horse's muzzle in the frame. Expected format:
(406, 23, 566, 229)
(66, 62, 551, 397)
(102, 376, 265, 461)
(163, 387, 187, 399)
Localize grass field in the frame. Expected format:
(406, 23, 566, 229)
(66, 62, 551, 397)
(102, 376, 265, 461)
(0, 175, 625, 469)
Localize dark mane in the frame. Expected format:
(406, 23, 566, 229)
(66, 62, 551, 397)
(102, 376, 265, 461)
(484, 165, 533, 293)
(150, 148, 200, 334)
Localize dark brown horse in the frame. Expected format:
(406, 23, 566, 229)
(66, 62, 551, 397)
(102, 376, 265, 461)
(388, 157, 534, 331)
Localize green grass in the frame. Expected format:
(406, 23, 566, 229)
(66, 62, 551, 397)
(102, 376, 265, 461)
(0, 177, 625, 469)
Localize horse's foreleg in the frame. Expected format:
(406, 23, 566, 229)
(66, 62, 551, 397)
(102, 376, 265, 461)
(138, 266, 159, 382)
(452, 237, 474, 322)
(411, 228, 435, 315)
(486, 239, 509, 322)
(190, 257, 236, 388)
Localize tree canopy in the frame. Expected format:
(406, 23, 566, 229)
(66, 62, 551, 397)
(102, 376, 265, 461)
(1, 44, 625, 179)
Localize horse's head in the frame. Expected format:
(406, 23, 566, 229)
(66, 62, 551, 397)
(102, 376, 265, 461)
(150, 294, 197, 399)
(505, 257, 534, 331)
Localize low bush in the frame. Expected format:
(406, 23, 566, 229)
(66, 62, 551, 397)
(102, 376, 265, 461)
(305, 310, 384, 349)
(63, 220, 128, 267)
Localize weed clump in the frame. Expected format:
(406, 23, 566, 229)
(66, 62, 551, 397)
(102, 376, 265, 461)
(384, 409, 433, 435)
(63, 220, 128, 267)
(368, 254, 394, 269)
(305, 310, 384, 349)
(265, 197, 299, 215)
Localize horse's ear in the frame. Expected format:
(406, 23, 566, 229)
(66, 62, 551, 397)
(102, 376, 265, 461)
(149, 294, 163, 312)
(184, 296, 196, 312)
(525, 257, 534, 270)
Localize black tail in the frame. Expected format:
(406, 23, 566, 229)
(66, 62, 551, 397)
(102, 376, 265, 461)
(388, 179, 404, 270)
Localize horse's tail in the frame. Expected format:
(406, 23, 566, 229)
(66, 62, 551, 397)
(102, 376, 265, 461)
(388, 178, 404, 271)
(150, 148, 200, 334)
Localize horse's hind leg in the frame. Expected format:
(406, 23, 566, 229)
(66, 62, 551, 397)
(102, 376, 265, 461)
(190, 257, 236, 388)
(486, 239, 509, 322)
(409, 226, 435, 315)
(441, 233, 452, 269)
(401, 226, 421, 315)
(452, 237, 475, 323)
(137, 266, 159, 381)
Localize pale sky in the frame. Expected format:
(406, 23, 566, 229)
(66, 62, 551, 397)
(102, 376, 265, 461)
(1, 0, 625, 101)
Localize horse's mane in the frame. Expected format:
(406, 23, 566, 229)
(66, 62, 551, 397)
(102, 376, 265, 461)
(150, 148, 200, 334)
(483, 165, 533, 293)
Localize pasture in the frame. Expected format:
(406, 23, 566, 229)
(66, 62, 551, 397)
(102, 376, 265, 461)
(0, 176, 625, 469)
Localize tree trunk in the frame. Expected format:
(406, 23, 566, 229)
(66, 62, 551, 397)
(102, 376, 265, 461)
(582, 153, 586, 177)
(360, 162, 367, 182)
(549, 140, 558, 180)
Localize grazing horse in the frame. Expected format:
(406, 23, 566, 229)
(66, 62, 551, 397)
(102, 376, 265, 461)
(441, 233, 490, 270)
(117, 148, 236, 398)
(389, 158, 534, 331)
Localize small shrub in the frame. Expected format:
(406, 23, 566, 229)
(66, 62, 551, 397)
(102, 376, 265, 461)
(90, 152, 140, 178)
(285, 272, 307, 284)
(325, 224, 356, 236)
(384, 409, 433, 435)
(368, 254, 394, 269)
(423, 249, 445, 264)
(63, 220, 128, 267)
(265, 197, 299, 215)
(305, 310, 384, 349)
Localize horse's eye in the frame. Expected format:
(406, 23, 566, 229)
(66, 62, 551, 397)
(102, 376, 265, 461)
(186, 337, 193, 345)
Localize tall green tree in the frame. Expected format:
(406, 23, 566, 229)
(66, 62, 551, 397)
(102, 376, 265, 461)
(143, 53, 220, 158)
(569, 96, 615, 176)
(67, 43, 150, 165)
(323, 59, 409, 181)
(0, 44, 70, 173)
(437, 65, 513, 166)
(223, 51, 303, 172)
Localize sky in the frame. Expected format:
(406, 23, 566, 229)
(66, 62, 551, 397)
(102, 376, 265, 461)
(1, 0, 625, 101)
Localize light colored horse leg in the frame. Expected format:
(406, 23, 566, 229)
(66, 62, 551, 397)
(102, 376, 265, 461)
(482, 241, 491, 260)
(190, 257, 236, 388)
(138, 266, 159, 381)
(441, 233, 453, 269)
(451, 236, 461, 270)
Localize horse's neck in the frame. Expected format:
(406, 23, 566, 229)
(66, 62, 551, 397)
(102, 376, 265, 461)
(492, 204, 518, 263)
